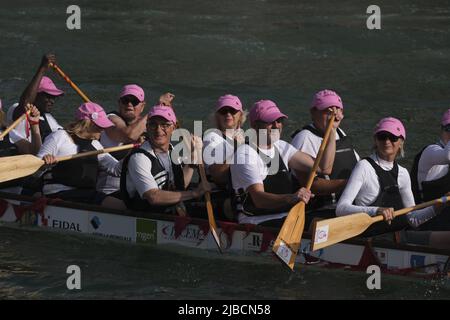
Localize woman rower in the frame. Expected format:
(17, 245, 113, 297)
(336, 117, 450, 248)
(37, 102, 122, 203)
(202, 94, 246, 220)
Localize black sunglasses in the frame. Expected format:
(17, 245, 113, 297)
(217, 107, 239, 116)
(443, 124, 450, 132)
(120, 95, 141, 107)
(376, 132, 400, 142)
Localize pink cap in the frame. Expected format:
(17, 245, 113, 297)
(119, 84, 145, 102)
(216, 94, 243, 112)
(37, 76, 64, 96)
(441, 109, 450, 126)
(148, 105, 177, 124)
(374, 117, 406, 139)
(76, 102, 114, 129)
(311, 89, 343, 110)
(0, 99, 2, 111)
(249, 100, 287, 124)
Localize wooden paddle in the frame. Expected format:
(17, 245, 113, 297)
(50, 63, 91, 103)
(0, 143, 139, 184)
(272, 113, 336, 270)
(311, 195, 450, 251)
(180, 130, 222, 252)
(0, 111, 30, 140)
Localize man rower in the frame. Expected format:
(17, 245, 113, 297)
(230, 99, 337, 226)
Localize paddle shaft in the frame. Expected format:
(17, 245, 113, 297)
(50, 63, 91, 102)
(370, 195, 449, 224)
(56, 143, 139, 162)
(305, 113, 336, 190)
(0, 111, 29, 140)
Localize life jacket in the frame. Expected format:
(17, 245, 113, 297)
(45, 134, 99, 189)
(233, 144, 294, 216)
(0, 132, 18, 157)
(291, 125, 358, 209)
(411, 142, 450, 203)
(120, 146, 185, 213)
(39, 113, 54, 142)
(0, 131, 21, 189)
(361, 157, 408, 237)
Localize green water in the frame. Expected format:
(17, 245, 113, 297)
(0, 0, 449, 299)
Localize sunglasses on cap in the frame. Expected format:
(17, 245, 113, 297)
(217, 107, 239, 116)
(120, 95, 141, 107)
(375, 131, 400, 142)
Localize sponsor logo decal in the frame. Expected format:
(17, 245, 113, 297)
(410, 254, 425, 268)
(136, 219, 157, 245)
(90, 216, 101, 230)
(161, 224, 206, 244)
(315, 225, 329, 244)
(51, 218, 82, 232)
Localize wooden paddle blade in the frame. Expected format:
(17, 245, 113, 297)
(272, 202, 306, 270)
(311, 213, 374, 251)
(205, 193, 222, 252)
(0, 155, 45, 183)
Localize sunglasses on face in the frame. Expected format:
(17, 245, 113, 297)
(148, 121, 173, 131)
(217, 107, 239, 116)
(443, 125, 450, 132)
(376, 132, 400, 142)
(120, 95, 141, 107)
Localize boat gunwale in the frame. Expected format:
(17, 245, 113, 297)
(1, 191, 449, 257)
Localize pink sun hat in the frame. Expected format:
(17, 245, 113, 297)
(148, 105, 177, 124)
(37, 76, 64, 96)
(76, 102, 114, 128)
(441, 109, 450, 126)
(119, 84, 145, 102)
(216, 94, 243, 112)
(311, 89, 343, 110)
(249, 100, 287, 124)
(374, 117, 406, 139)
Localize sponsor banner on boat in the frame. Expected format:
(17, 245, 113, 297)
(374, 249, 388, 266)
(39, 206, 89, 233)
(214, 229, 244, 251)
(157, 221, 209, 248)
(136, 218, 157, 245)
(243, 232, 266, 252)
(88, 212, 136, 243)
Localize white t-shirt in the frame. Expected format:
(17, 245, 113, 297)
(125, 141, 177, 199)
(203, 129, 235, 168)
(417, 140, 450, 188)
(291, 124, 360, 161)
(230, 139, 298, 224)
(336, 154, 436, 227)
(7, 103, 62, 144)
(37, 130, 121, 195)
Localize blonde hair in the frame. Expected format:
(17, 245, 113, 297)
(208, 110, 247, 131)
(65, 119, 94, 138)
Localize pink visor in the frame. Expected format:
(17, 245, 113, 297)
(38, 76, 64, 96)
(76, 102, 114, 129)
(148, 105, 177, 124)
(119, 84, 145, 102)
(249, 100, 287, 124)
(311, 89, 343, 110)
(216, 94, 243, 112)
(374, 117, 406, 139)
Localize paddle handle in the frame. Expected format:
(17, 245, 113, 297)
(0, 111, 29, 140)
(50, 63, 91, 103)
(305, 113, 336, 190)
(56, 143, 139, 162)
(371, 195, 450, 223)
